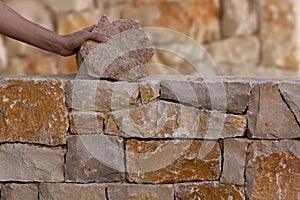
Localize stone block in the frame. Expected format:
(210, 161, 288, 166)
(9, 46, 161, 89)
(65, 79, 139, 112)
(221, 0, 258, 36)
(0, 144, 64, 182)
(40, 0, 94, 13)
(221, 138, 250, 185)
(139, 81, 160, 104)
(205, 36, 260, 66)
(39, 184, 106, 200)
(107, 184, 174, 200)
(107, 101, 246, 139)
(246, 140, 300, 199)
(175, 182, 245, 199)
(69, 111, 105, 134)
(248, 82, 300, 139)
(77, 15, 154, 81)
(126, 140, 221, 184)
(65, 135, 125, 183)
(260, 0, 299, 69)
(0, 78, 68, 146)
(1, 184, 38, 200)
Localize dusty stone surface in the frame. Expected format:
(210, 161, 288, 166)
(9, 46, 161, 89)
(161, 78, 251, 114)
(69, 111, 105, 134)
(1, 184, 38, 200)
(65, 79, 139, 112)
(221, 0, 258, 37)
(248, 82, 300, 139)
(176, 182, 245, 199)
(127, 140, 221, 184)
(246, 140, 300, 199)
(77, 15, 154, 81)
(139, 81, 160, 104)
(0, 143, 64, 182)
(260, 0, 298, 69)
(221, 139, 250, 185)
(65, 135, 125, 183)
(108, 184, 174, 200)
(107, 101, 246, 139)
(205, 36, 260, 66)
(0, 78, 68, 146)
(39, 184, 106, 200)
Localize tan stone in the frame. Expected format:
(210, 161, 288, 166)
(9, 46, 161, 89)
(65, 135, 125, 183)
(57, 56, 78, 75)
(123, 0, 220, 43)
(248, 82, 300, 139)
(40, 0, 94, 13)
(222, 0, 258, 37)
(0, 78, 68, 146)
(69, 111, 105, 134)
(0, 36, 7, 72)
(260, 0, 299, 69)
(65, 79, 139, 112)
(139, 81, 160, 104)
(77, 15, 154, 81)
(107, 101, 246, 139)
(107, 184, 174, 200)
(246, 140, 300, 199)
(39, 184, 106, 200)
(0, 144, 64, 182)
(221, 139, 250, 185)
(205, 36, 260, 66)
(127, 140, 221, 184)
(176, 183, 245, 199)
(1, 184, 38, 200)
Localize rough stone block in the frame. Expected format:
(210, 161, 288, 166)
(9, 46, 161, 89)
(126, 140, 221, 184)
(175, 183, 245, 199)
(0, 78, 68, 146)
(77, 15, 154, 81)
(246, 140, 300, 199)
(221, 138, 250, 185)
(107, 184, 174, 200)
(69, 111, 105, 134)
(65, 79, 139, 112)
(107, 101, 246, 139)
(39, 184, 106, 200)
(205, 36, 260, 66)
(248, 82, 300, 139)
(65, 135, 125, 183)
(0, 144, 64, 182)
(1, 184, 38, 200)
(221, 0, 258, 37)
(139, 81, 160, 104)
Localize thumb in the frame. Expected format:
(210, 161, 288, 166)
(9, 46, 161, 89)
(87, 32, 108, 43)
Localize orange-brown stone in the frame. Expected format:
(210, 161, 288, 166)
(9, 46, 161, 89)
(0, 78, 68, 146)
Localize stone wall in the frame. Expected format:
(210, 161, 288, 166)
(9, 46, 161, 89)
(0, 74, 300, 199)
(0, 0, 299, 76)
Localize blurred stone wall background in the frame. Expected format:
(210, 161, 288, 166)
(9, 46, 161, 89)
(0, 0, 298, 76)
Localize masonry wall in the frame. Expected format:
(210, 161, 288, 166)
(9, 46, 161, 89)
(0, 0, 299, 76)
(0, 75, 299, 199)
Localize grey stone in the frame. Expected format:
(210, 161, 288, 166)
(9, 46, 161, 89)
(69, 111, 105, 134)
(2, 184, 38, 200)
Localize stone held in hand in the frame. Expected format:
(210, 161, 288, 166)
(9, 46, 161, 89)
(77, 15, 155, 81)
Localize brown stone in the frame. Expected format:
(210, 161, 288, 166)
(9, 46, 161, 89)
(221, 139, 250, 185)
(0, 78, 68, 146)
(69, 111, 105, 134)
(65, 135, 125, 183)
(107, 101, 246, 139)
(39, 184, 106, 200)
(65, 79, 139, 112)
(77, 15, 154, 81)
(126, 140, 221, 184)
(246, 140, 300, 199)
(248, 82, 300, 139)
(2, 184, 38, 200)
(107, 184, 174, 200)
(176, 183, 245, 199)
(205, 36, 260, 66)
(139, 81, 160, 104)
(0, 143, 64, 182)
(221, 0, 258, 37)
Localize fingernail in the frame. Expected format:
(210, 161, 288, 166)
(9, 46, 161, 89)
(101, 35, 108, 41)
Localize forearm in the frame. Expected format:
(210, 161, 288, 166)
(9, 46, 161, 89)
(0, 1, 66, 55)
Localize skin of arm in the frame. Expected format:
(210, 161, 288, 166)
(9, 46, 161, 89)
(0, 1, 107, 56)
